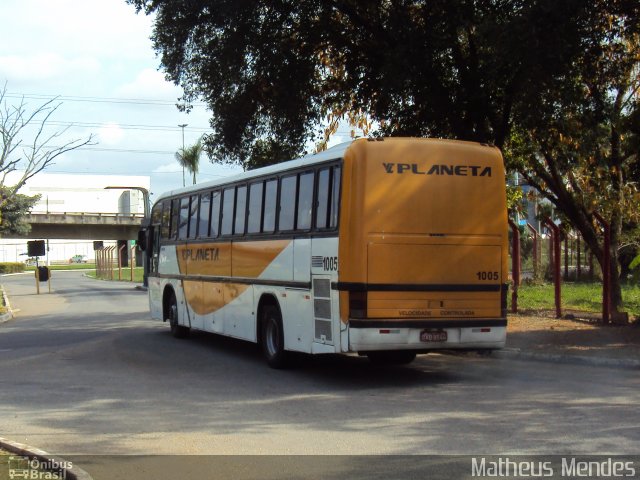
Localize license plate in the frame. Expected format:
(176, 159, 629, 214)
(420, 330, 447, 342)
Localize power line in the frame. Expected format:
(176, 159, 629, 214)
(62, 146, 176, 155)
(5, 92, 207, 107)
(45, 168, 235, 179)
(46, 120, 210, 133)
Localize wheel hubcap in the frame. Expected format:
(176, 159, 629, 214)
(169, 303, 177, 327)
(265, 318, 279, 356)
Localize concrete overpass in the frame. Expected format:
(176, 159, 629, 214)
(2, 212, 144, 240)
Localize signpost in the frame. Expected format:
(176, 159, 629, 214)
(27, 240, 51, 294)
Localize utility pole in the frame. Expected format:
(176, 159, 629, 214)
(178, 124, 188, 187)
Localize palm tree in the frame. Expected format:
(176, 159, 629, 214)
(175, 137, 204, 185)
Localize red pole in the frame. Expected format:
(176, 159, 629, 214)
(97, 249, 102, 278)
(527, 223, 538, 280)
(118, 244, 126, 281)
(545, 218, 562, 318)
(130, 245, 136, 282)
(576, 234, 581, 280)
(508, 219, 520, 313)
(564, 233, 569, 280)
(593, 212, 611, 324)
(108, 246, 115, 280)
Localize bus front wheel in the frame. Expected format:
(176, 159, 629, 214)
(261, 304, 289, 369)
(166, 291, 189, 338)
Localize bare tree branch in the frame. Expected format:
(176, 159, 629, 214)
(0, 84, 96, 194)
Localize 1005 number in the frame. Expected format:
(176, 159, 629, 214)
(323, 256, 338, 272)
(476, 271, 499, 281)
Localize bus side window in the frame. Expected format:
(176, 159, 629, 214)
(221, 187, 235, 236)
(316, 168, 330, 229)
(278, 175, 296, 231)
(263, 179, 277, 233)
(210, 191, 221, 238)
(297, 171, 314, 230)
(234, 185, 247, 235)
(151, 203, 162, 225)
(178, 197, 190, 240)
(247, 182, 264, 234)
(198, 191, 211, 238)
(188, 194, 199, 239)
(160, 200, 171, 238)
(170, 199, 180, 239)
(329, 166, 341, 228)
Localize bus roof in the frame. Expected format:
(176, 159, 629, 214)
(153, 137, 496, 203)
(154, 140, 354, 203)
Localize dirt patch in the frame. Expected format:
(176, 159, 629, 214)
(508, 313, 598, 333)
(506, 311, 640, 360)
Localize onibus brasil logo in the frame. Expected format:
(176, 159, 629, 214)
(7, 455, 71, 480)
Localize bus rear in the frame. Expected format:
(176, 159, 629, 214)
(338, 138, 508, 358)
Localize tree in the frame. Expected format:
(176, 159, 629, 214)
(0, 187, 40, 236)
(128, 0, 600, 156)
(505, 2, 640, 314)
(1, 86, 95, 235)
(129, 0, 638, 313)
(243, 138, 302, 171)
(175, 137, 204, 184)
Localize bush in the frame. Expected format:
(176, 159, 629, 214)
(0, 262, 26, 274)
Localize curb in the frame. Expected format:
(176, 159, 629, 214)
(0, 436, 93, 480)
(494, 347, 640, 369)
(0, 285, 14, 324)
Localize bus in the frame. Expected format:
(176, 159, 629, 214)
(139, 137, 509, 368)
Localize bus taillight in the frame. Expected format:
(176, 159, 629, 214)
(349, 291, 367, 319)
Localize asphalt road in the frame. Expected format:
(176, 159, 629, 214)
(1, 272, 639, 459)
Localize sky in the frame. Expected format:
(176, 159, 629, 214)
(0, 0, 322, 204)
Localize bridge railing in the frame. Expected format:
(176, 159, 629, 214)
(29, 211, 145, 218)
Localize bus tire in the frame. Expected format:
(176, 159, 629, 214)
(166, 290, 189, 338)
(261, 304, 289, 369)
(367, 351, 417, 365)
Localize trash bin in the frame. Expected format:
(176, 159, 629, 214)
(37, 266, 50, 282)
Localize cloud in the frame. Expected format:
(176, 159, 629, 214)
(115, 69, 182, 100)
(0, 0, 154, 60)
(153, 163, 181, 174)
(97, 122, 125, 145)
(0, 54, 101, 83)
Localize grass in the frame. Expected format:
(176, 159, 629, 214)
(23, 263, 144, 283)
(513, 281, 640, 319)
(25, 263, 97, 271)
(85, 267, 144, 283)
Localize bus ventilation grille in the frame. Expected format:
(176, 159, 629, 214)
(313, 278, 333, 343)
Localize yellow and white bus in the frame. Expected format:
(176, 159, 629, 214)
(140, 138, 508, 367)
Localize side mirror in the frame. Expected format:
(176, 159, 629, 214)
(137, 229, 147, 251)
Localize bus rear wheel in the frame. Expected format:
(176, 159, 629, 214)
(367, 351, 417, 365)
(166, 291, 189, 338)
(261, 304, 289, 369)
